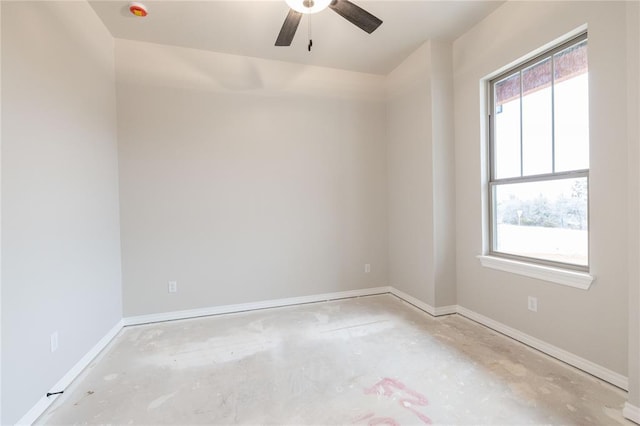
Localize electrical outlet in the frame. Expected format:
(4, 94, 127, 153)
(50, 332, 59, 353)
(364, 264, 371, 273)
(528, 296, 538, 312)
(168, 281, 177, 293)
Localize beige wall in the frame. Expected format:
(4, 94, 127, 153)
(1, 2, 122, 424)
(387, 40, 456, 308)
(0, 1, 3, 423)
(0, 1, 4, 423)
(116, 40, 388, 317)
(454, 1, 629, 376)
(627, 0, 640, 411)
(429, 41, 456, 308)
(387, 42, 434, 304)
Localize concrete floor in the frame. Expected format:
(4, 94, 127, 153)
(39, 294, 631, 425)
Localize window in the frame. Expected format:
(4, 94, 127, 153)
(488, 33, 589, 271)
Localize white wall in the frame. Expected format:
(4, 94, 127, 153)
(1, 2, 122, 424)
(116, 40, 388, 317)
(387, 40, 456, 308)
(453, 1, 629, 377)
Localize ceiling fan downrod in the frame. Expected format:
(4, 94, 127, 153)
(308, 14, 313, 52)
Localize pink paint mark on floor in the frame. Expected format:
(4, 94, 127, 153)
(405, 407, 432, 424)
(352, 412, 375, 423)
(364, 377, 432, 424)
(353, 412, 398, 426)
(368, 417, 400, 426)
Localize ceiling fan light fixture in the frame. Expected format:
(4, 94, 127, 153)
(276, 0, 382, 47)
(285, 0, 331, 14)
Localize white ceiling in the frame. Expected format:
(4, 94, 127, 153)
(89, 1, 504, 75)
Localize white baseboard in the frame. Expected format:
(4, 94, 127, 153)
(123, 287, 393, 326)
(624, 402, 640, 424)
(388, 287, 457, 316)
(456, 305, 629, 391)
(17, 319, 124, 426)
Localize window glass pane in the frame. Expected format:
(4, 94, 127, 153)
(493, 177, 588, 266)
(554, 40, 589, 172)
(494, 72, 521, 179)
(521, 58, 553, 176)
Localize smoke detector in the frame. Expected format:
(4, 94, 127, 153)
(129, 2, 148, 17)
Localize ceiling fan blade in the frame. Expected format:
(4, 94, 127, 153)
(329, 0, 382, 34)
(275, 9, 303, 46)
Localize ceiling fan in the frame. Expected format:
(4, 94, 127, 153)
(275, 0, 383, 47)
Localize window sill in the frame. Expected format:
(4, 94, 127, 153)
(477, 255, 594, 290)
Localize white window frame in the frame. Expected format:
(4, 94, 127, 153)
(485, 32, 591, 279)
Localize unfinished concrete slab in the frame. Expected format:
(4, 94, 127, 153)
(38, 294, 630, 425)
